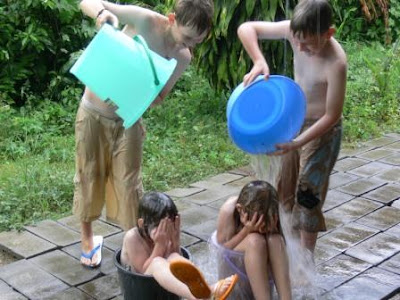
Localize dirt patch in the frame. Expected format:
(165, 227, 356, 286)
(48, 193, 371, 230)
(0, 249, 19, 267)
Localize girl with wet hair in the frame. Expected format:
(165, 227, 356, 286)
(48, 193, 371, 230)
(121, 191, 238, 300)
(214, 180, 291, 300)
(137, 191, 179, 240)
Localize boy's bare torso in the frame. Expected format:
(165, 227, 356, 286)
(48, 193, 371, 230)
(291, 37, 346, 120)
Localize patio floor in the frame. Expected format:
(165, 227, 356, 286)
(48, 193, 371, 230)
(0, 133, 399, 299)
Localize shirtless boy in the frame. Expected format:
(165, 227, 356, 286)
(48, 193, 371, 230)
(76, 0, 213, 267)
(237, 0, 347, 254)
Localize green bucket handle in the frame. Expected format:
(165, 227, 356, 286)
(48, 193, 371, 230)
(133, 35, 160, 86)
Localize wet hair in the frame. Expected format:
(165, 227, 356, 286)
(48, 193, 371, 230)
(234, 180, 281, 234)
(174, 0, 214, 35)
(137, 191, 178, 239)
(290, 0, 333, 37)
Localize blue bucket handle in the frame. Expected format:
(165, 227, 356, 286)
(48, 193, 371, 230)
(133, 35, 160, 86)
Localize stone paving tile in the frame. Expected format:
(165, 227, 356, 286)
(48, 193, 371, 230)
(317, 222, 379, 252)
(386, 224, 400, 238)
(25, 220, 81, 247)
(328, 172, 360, 190)
(165, 186, 204, 198)
(383, 141, 400, 151)
(356, 148, 397, 161)
(333, 157, 369, 172)
(43, 287, 94, 300)
(363, 135, 400, 148)
(337, 177, 386, 196)
(206, 194, 237, 210)
(379, 252, 400, 275)
(0, 259, 69, 299)
(180, 232, 200, 247)
(324, 197, 382, 227)
(78, 272, 121, 300)
(363, 184, 400, 204)
(324, 214, 346, 233)
(0, 279, 27, 299)
(338, 146, 374, 158)
(190, 173, 244, 189)
(184, 218, 218, 242)
(388, 293, 400, 300)
(347, 161, 393, 178)
(379, 152, 400, 166)
(61, 242, 117, 276)
(227, 165, 253, 176)
(183, 185, 238, 205)
(58, 216, 122, 237)
(29, 250, 100, 286)
(224, 175, 256, 188)
(179, 205, 218, 228)
(323, 190, 356, 212)
(325, 267, 400, 300)
(356, 206, 400, 231)
(314, 242, 342, 266)
(102, 232, 124, 252)
(345, 232, 400, 265)
(393, 200, 400, 209)
(316, 254, 372, 292)
(0, 230, 56, 259)
(375, 166, 400, 183)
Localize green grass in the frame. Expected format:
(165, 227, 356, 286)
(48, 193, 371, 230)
(0, 41, 399, 231)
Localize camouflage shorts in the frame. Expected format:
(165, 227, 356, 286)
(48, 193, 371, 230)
(278, 120, 342, 232)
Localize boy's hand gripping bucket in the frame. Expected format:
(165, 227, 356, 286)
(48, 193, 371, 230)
(70, 24, 177, 128)
(227, 75, 306, 154)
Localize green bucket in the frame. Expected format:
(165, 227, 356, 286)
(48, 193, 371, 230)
(70, 24, 177, 128)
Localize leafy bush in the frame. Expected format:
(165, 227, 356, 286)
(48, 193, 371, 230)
(331, 0, 400, 44)
(343, 41, 400, 141)
(0, 0, 92, 106)
(194, 0, 295, 92)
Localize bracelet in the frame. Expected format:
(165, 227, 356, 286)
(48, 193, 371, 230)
(96, 8, 106, 19)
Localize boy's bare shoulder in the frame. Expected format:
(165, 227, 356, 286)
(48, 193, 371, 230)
(330, 38, 347, 66)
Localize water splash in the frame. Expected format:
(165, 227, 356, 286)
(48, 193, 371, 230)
(251, 154, 324, 299)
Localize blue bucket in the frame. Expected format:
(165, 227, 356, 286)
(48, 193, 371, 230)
(227, 75, 306, 154)
(70, 24, 177, 128)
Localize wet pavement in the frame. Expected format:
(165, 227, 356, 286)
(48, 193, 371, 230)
(0, 132, 399, 299)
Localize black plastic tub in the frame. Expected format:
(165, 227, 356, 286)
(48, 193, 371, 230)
(114, 247, 191, 300)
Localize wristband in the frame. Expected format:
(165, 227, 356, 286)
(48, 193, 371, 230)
(96, 8, 106, 19)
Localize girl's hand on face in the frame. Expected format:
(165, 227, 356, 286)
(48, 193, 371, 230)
(151, 218, 169, 246)
(172, 215, 180, 243)
(243, 212, 265, 233)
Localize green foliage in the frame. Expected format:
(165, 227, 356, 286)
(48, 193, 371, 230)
(142, 67, 247, 190)
(195, 0, 294, 92)
(0, 66, 248, 230)
(0, 0, 91, 106)
(331, 0, 400, 44)
(343, 41, 400, 141)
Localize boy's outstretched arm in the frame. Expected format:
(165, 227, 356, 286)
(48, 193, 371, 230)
(238, 20, 291, 86)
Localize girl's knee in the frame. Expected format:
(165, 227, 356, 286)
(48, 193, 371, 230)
(267, 234, 286, 251)
(247, 233, 267, 250)
(167, 252, 182, 262)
